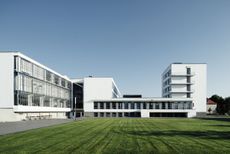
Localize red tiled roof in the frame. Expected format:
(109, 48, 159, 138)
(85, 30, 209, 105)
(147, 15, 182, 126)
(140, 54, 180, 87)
(207, 98, 217, 105)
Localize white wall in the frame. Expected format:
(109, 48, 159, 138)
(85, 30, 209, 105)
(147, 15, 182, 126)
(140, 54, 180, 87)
(83, 78, 116, 112)
(171, 64, 207, 112)
(0, 53, 14, 108)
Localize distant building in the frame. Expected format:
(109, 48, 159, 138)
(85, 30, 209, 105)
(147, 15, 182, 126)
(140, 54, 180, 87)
(207, 98, 217, 114)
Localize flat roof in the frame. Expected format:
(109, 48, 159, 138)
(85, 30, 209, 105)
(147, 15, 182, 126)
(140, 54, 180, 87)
(91, 97, 193, 102)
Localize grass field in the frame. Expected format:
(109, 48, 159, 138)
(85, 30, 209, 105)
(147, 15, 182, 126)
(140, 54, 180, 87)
(0, 118, 230, 154)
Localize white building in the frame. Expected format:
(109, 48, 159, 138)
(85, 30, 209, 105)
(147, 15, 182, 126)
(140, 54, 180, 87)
(162, 63, 207, 116)
(0, 52, 72, 122)
(0, 51, 207, 121)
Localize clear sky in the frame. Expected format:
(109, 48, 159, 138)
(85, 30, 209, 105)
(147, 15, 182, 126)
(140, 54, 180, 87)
(0, 0, 230, 97)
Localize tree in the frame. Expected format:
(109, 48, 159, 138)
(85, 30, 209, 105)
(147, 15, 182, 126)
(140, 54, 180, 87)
(210, 94, 224, 114)
(223, 97, 230, 114)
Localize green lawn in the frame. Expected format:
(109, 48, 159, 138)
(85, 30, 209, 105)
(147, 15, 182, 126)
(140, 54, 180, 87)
(0, 118, 230, 154)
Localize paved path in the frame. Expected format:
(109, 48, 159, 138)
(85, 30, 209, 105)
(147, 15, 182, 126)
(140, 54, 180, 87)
(0, 119, 73, 135)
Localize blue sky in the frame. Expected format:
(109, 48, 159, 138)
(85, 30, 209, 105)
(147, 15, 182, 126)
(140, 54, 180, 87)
(0, 0, 230, 97)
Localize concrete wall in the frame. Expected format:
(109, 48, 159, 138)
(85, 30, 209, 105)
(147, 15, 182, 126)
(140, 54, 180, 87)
(0, 53, 14, 108)
(170, 64, 207, 113)
(83, 78, 119, 112)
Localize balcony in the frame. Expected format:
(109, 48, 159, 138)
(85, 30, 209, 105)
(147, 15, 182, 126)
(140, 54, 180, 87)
(170, 89, 194, 93)
(171, 72, 195, 77)
(170, 81, 194, 85)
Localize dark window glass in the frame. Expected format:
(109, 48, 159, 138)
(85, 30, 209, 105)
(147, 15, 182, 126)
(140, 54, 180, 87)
(162, 102, 165, 109)
(136, 102, 141, 109)
(100, 102, 104, 109)
(106, 102, 110, 109)
(46, 71, 52, 82)
(125, 102, 129, 109)
(94, 102, 98, 109)
(149, 103, 153, 109)
(155, 103, 159, 109)
(112, 102, 116, 109)
(143, 102, 146, 109)
(131, 102, 135, 109)
(94, 112, 98, 117)
(100, 112, 104, 117)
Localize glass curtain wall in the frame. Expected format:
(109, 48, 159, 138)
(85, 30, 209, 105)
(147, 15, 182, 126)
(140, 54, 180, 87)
(14, 56, 72, 108)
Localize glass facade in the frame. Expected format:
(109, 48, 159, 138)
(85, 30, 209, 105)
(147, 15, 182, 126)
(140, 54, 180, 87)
(14, 56, 72, 108)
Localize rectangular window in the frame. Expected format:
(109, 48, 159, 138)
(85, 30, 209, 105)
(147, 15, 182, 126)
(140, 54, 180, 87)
(118, 113, 122, 117)
(94, 112, 98, 117)
(106, 102, 110, 109)
(33, 64, 44, 80)
(112, 112, 116, 117)
(125, 102, 129, 109)
(21, 59, 32, 75)
(106, 112, 110, 117)
(187, 67, 191, 74)
(54, 75, 59, 85)
(136, 102, 141, 109)
(155, 103, 159, 109)
(112, 102, 116, 109)
(162, 102, 165, 109)
(44, 97, 50, 107)
(143, 102, 146, 109)
(94, 102, 98, 109)
(61, 79, 66, 87)
(131, 102, 135, 109)
(100, 102, 104, 109)
(118, 102, 122, 109)
(168, 102, 172, 109)
(46, 71, 52, 82)
(149, 103, 153, 109)
(100, 112, 104, 117)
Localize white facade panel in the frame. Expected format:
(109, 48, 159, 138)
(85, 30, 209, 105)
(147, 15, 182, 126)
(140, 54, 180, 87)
(0, 53, 14, 108)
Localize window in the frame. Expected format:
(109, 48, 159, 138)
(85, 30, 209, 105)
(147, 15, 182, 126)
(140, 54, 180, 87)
(21, 59, 32, 75)
(106, 102, 110, 109)
(125, 102, 129, 109)
(187, 93, 191, 98)
(112, 113, 116, 117)
(143, 102, 146, 109)
(61, 79, 66, 87)
(162, 102, 165, 109)
(106, 112, 110, 117)
(46, 71, 52, 82)
(136, 102, 141, 109)
(33, 95, 40, 106)
(54, 75, 59, 85)
(168, 102, 172, 109)
(118, 102, 122, 109)
(149, 103, 153, 109)
(100, 102, 104, 109)
(112, 102, 116, 109)
(174, 103, 178, 109)
(187, 67, 191, 74)
(155, 103, 159, 109)
(118, 113, 122, 117)
(18, 92, 28, 106)
(44, 97, 50, 107)
(131, 102, 135, 109)
(33, 64, 44, 80)
(100, 112, 104, 117)
(94, 112, 98, 117)
(33, 79, 45, 95)
(94, 102, 98, 109)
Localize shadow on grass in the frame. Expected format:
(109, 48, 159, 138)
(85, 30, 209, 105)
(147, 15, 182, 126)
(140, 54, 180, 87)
(113, 130, 230, 140)
(198, 118, 230, 122)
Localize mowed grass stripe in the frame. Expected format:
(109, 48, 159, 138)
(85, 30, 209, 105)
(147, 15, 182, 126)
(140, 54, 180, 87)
(0, 118, 230, 154)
